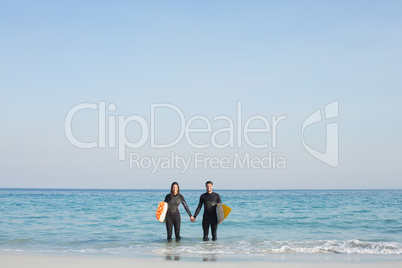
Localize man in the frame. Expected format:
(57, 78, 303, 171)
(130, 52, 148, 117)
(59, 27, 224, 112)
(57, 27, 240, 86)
(192, 181, 221, 241)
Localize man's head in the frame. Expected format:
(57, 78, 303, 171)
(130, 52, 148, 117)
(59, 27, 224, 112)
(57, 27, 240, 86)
(205, 181, 213, 193)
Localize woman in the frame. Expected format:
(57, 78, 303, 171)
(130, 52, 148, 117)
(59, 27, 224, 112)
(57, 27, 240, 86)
(164, 182, 194, 241)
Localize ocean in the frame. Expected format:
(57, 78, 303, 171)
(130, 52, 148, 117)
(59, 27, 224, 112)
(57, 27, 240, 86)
(1, 189, 401, 261)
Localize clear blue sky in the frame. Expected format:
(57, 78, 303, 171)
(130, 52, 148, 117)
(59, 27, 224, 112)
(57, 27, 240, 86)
(1, 1, 401, 189)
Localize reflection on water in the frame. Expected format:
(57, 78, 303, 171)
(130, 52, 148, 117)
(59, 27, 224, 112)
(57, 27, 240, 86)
(165, 254, 180, 261)
(202, 255, 217, 262)
(164, 254, 218, 262)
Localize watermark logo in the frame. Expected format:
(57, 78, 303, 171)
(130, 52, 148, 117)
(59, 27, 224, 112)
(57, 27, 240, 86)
(64, 101, 287, 157)
(301, 100, 339, 167)
(128, 152, 286, 173)
(64, 100, 339, 172)
(64, 101, 288, 172)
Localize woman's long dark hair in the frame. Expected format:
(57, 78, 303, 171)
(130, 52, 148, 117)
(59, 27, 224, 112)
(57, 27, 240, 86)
(170, 182, 180, 199)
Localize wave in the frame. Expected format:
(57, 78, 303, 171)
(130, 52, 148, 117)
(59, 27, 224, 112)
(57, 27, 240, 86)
(2, 239, 401, 256)
(153, 239, 402, 256)
(262, 240, 402, 254)
(2, 238, 41, 246)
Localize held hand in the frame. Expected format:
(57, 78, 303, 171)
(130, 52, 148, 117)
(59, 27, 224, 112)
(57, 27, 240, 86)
(190, 216, 195, 222)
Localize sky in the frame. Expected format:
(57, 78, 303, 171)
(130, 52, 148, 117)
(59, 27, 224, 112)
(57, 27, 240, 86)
(1, 1, 401, 189)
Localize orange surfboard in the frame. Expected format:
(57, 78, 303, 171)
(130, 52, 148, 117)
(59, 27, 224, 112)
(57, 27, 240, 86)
(156, 201, 168, 223)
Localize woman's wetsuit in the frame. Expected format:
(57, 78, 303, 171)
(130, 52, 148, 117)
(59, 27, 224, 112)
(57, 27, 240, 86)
(164, 194, 192, 241)
(193, 192, 221, 241)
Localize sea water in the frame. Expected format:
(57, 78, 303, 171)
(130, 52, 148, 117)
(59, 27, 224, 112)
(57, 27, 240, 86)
(0, 189, 401, 261)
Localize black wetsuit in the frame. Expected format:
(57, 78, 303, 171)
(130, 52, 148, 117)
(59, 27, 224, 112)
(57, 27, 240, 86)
(193, 192, 221, 241)
(164, 194, 192, 241)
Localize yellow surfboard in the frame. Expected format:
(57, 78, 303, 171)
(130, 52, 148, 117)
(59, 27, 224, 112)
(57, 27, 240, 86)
(217, 203, 232, 223)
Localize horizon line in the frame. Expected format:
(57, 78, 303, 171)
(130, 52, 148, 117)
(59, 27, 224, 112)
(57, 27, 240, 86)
(0, 187, 401, 191)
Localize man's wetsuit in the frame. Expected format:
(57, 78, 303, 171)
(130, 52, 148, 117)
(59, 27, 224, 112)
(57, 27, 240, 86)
(164, 194, 192, 241)
(193, 192, 221, 241)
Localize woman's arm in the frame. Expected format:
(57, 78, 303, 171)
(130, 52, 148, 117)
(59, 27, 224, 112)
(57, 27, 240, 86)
(193, 194, 204, 219)
(180, 195, 192, 217)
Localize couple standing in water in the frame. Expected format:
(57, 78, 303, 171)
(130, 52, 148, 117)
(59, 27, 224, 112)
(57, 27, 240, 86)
(164, 181, 221, 242)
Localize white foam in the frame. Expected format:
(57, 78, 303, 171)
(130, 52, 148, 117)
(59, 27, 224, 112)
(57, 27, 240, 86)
(3, 239, 401, 256)
(152, 239, 402, 256)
